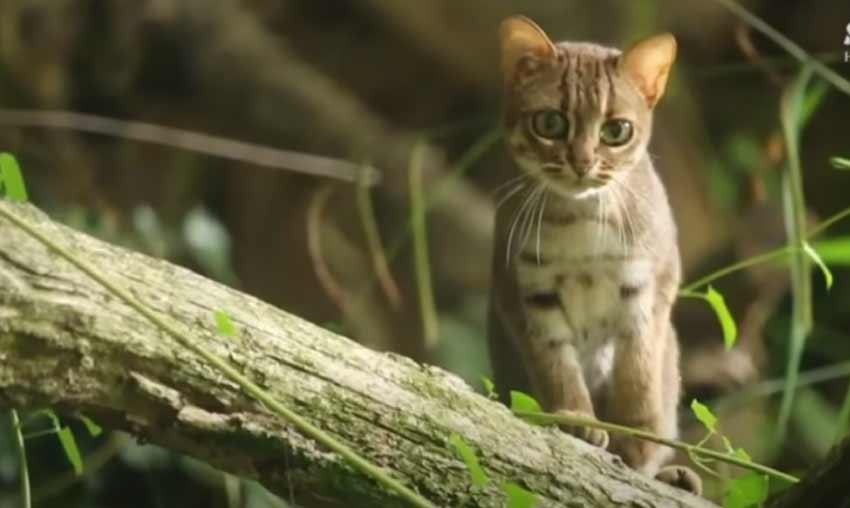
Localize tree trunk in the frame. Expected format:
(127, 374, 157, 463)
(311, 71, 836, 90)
(0, 201, 716, 508)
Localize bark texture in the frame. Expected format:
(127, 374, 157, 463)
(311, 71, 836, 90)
(0, 201, 716, 508)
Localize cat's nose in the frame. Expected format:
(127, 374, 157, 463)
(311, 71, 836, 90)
(571, 160, 594, 178)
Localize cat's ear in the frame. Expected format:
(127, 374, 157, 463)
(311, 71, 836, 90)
(620, 33, 677, 108)
(499, 16, 557, 84)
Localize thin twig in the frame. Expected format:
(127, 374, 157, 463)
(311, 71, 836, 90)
(0, 203, 437, 508)
(710, 0, 850, 96)
(514, 410, 799, 485)
(0, 109, 381, 186)
(680, 202, 850, 292)
(356, 166, 403, 310)
(716, 360, 850, 412)
(734, 23, 785, 87)
(306, 184, 351, 314)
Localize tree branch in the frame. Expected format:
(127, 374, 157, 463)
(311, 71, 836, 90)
(0, 201, 715, 508)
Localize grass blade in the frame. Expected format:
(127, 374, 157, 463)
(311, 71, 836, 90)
(830, 157, 850, 170)
(503, 483, 537, 508)
(680, 287, 738, 350)
(78, 415, 103, 437)
(0, 153, 29, 202)
(448, 434, 489, 486)
(10, 410, 31, 508)
(803, 242, 834, 290)
(776, 64, 816, 443)
(706, 287, 738, 350)
(812, 237, 850, 265)
(409, 141, 440, 349)
(57, 427, 84, 475)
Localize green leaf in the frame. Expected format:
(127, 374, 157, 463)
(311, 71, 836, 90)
(448, 433, 489, 486)
(503, 482, 537, 508)
(798, 79, 829, 129)
(79, 415, 103, 437)
(27, 408, 61, 431)
(481, 377, 497, 400)
(0, 153, 29, 202)
(510, 391, 542, 413)
(813, 237, 850, 266)
(214, 310, 237, 337)
(803, 242, 833, 289)
(322, 321, 346, 335)
(721, 435, 735, 454)
(733, 447, 752, 462)
(724, 473, 769, 508)
(691, 399, 718, 433)
(830, 156, 850, 170)
(705, 286, 738, 350)
(57, 426, 84, 475)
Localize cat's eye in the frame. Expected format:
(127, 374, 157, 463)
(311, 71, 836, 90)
(530, 110, 569, 139)
(600, 119, 634, 146)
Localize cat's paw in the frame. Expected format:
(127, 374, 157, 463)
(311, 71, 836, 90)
(655, 465, 703, 496)
(553, 409, 609, 449)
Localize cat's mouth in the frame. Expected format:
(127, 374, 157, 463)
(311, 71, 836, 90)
(538, 165, 607, 198)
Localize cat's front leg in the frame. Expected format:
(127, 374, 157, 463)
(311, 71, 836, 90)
(605, 317, 667, 474)
(519, 319, 609, 449)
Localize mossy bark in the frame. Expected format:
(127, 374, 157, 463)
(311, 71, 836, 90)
(0, 201, 716, 508)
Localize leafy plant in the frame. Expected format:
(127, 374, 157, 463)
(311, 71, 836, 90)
(0, 153, 29, 202)
(680, 287, 738, 349)
(830, 157, 850, 170)
(510, 391, 543, 413)
(481, 377, 498, 400)
(448, 432, 538, 507)
(23, 409, 85, 475)
(448, 433, 489, 486)
(503, 482, 537, 508)
(214, 309, 238, 337)
(690, 400, 770, 508)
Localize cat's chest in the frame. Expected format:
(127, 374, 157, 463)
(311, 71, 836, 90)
(512, 214, 655, 342)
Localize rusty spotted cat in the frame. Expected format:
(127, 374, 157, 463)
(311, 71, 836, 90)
(488, 15, 702, 495)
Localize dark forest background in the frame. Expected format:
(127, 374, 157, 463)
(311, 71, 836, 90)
(1, 1, 850, 506)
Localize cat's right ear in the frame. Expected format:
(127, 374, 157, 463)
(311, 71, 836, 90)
(499, 16, 557, 85)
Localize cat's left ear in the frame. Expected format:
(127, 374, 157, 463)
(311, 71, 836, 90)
(620, 33, 677, 108)
(499, 16, 557, 85)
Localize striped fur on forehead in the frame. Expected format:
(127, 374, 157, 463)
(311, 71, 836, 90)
(556, 43, 621, 117)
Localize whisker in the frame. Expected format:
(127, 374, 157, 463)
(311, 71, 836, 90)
(535, 191, 548, 264)
(492, 173, 529, 196)
(495, 181, 527, 210)
(594, 191, 605, 257)
(615, 181, 655, 256)
(505, 185, 540, 265)
(519, 186, 545, 252)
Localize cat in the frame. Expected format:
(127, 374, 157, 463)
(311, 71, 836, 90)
(488, 15, 701, 495)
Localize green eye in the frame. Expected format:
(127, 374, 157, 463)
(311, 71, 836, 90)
(600, 119, 634, 146)
(531, 110, 568, 139)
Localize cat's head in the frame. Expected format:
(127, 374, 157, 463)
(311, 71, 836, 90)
(499, 16, 676, 199)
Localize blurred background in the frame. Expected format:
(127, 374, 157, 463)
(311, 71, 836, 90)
(1, 0, 849, 506)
